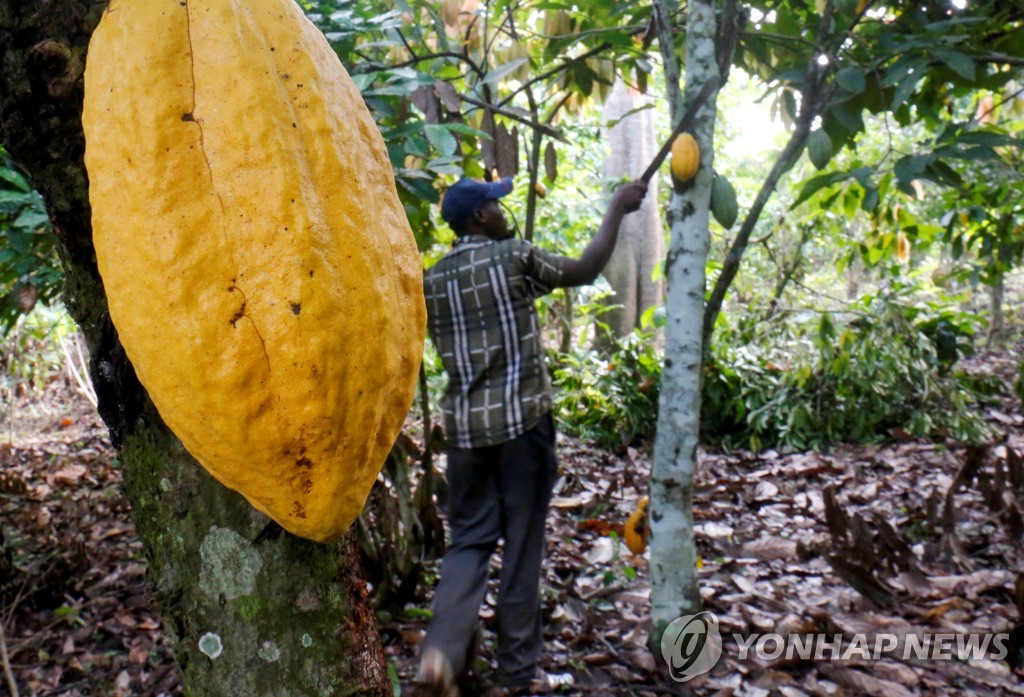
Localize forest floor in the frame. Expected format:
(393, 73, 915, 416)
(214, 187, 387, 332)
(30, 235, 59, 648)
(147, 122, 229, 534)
(1, 345, 1024, 696)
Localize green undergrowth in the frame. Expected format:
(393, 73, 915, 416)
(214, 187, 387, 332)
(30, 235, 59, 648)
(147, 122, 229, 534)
(551, 288, 1001, 452)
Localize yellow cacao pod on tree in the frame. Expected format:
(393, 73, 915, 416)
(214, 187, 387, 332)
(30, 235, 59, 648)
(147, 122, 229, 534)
(82, 0, 426, 542)
(624, 496, 650, 555)
(670, 133, 700, 182)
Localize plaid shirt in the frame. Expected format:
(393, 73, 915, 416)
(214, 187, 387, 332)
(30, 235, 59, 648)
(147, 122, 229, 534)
(424, 235, 566, 448)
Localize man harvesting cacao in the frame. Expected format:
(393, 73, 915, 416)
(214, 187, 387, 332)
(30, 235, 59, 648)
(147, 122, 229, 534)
(417, 175, 647, 696)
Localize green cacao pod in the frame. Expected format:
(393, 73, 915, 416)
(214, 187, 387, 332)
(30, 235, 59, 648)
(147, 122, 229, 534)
(711, 173, 739, 229)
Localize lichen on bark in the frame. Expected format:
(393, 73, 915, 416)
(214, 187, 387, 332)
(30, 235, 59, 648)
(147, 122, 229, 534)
(200, 527, 264, 600)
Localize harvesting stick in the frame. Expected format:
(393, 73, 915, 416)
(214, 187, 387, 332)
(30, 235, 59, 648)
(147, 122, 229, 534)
(639, 76, 721, 185)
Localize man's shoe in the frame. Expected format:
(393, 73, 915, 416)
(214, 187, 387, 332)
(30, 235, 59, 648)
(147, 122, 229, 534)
(501, 669, 573, 696)
(417, 647, 459, 697)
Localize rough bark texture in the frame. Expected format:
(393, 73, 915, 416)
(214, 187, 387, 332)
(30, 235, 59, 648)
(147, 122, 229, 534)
(649, 0, 719, 640)
(598, 78, 664, 342)
(0, 3, 389, 694)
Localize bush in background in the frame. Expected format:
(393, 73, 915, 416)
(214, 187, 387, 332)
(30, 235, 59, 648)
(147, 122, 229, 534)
(551, 283, 1000, 452)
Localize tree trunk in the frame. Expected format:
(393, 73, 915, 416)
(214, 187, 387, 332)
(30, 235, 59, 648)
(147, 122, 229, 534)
(989, 273, 1004, 345)
(597, 78, 665, 343)
(0, 3, 389, 695)
(649, 0, 719, 641)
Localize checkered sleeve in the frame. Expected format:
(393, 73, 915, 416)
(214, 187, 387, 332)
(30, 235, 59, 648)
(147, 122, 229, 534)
(513, 240, 566, 297)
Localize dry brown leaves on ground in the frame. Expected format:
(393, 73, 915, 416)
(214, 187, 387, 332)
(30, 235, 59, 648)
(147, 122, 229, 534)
(1, 348, 1024, 696)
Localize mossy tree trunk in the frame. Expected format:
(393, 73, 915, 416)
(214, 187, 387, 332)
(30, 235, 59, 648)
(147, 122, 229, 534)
(0, 3, 390, 695)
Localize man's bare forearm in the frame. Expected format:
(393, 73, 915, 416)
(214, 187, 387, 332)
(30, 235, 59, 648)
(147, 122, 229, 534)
(559, 181, 648, 287)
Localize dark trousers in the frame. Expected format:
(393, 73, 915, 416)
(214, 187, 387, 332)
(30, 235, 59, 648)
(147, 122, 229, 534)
(422, 414, 559, 684)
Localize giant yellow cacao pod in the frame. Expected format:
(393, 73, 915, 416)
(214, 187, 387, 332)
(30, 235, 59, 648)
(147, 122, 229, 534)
(82, 0, 426, 542)
(670, 133, 700, 182)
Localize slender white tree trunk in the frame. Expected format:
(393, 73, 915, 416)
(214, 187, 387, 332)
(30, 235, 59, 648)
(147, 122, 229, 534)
(649, 0, 720, 639)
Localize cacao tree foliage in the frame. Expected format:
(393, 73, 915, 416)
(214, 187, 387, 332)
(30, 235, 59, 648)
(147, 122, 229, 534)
(0, 145, 59, 332)
(4, 0, 1022, 333)
(701, 0, 1024, 340)
(300, 0, 656, 243)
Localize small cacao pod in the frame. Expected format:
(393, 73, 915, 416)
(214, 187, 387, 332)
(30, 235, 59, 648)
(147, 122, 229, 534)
(710, 173, 739, 230)
(624, 496, 650, 555)
(807, 128, 833, 171)
(670, 133, 700, 182)
(82, 0, 426, 542)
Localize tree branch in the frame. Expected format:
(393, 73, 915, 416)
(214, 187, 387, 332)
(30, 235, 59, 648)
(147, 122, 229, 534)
(351, 49, 488, 81)
(495, 40, 614, 111)
(653, 0, 682, 119)
(702, 0, 840, 345)
(1, 617, 19, 697)
(459, 93, 567, 141)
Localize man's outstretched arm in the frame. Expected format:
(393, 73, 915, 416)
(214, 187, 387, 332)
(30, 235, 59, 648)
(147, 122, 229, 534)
(557, 181, 648, 287)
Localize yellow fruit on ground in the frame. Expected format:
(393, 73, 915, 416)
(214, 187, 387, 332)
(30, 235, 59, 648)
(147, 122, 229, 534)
(82, 0, 426, 542)
(671, 133, 700, 182)
(624, 496, 650, 554)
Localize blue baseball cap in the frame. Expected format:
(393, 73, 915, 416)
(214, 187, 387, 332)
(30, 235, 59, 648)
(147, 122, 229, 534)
(441, 177, 514, 227)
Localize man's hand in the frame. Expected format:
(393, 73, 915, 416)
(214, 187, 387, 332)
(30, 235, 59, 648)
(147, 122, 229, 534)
(611, 181, 649, 214)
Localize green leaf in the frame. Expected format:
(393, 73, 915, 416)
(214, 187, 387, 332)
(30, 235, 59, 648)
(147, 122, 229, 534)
(893, 154, 932, 185)
(923, 160, 963, 187)
(395, 167, 433, 180)
(850, 167, 874, 190)
(385, 121, 427, 140)
(835, 68, 866, 94)
(891, 73, 920, 110)
(0, 190, 33, 206)
(13, 209, 48, 231)
(957, 131, 1015, 148)
(604, 104, 655, 130)
(425, 157, 463, 176)
(424, 124, 457, 157)
(791, 171, 848, 209)
(829, 100, 864, 133)
(483, 58, 529, 85)
(439, 122, 490, 140)
(954, 146, 999, 162)
(53, 604, 78, 618)
(861, 187, 880, 213)
(934, 48, 976, 81)
(363, 85, 418, 97)
(0, 167, 30, 192)
(397, 176, 439, 204)
(350, 73, 373, 92)
(435, 64, 462, 80)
